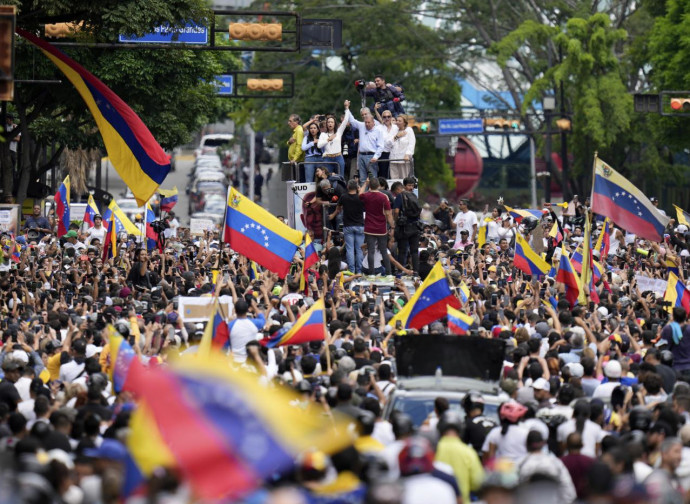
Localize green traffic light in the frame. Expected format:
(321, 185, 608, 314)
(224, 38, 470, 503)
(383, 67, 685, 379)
(420, 123, 429, 132)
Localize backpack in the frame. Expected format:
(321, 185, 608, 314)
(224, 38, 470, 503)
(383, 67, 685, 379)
(402, 191, 421, 220)
(328, 174, 348, 194)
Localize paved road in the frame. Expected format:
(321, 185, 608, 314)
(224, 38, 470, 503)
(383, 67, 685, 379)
(102, 153, 287, 226)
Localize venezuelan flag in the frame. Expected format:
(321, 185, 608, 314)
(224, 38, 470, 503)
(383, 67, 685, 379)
(102, 215, 117, 261)
(477, 218, 490, 248)
(198, 300, 229, 356)
(248, 261, 260, 281)
(504, 205, 544, 223)
(145, 203, 158, 251)
(83, 194, 99, 227)
(108, 326, 142, 393)
(301, 233, 319, 293)
(447, 306, 473, 335)
(17, 30, 170, 206)
(594, 217, 611, 257)
(54, 175, 70, 237)
(159, 186, 179, 212)
(127, 352, 352, 501)
(666, 256, 680, 276)
(102, 200, 143, 236)
(665, 272, 690, 315)
(458, 281, 470, 304)
(224, 187, 303, 277)
(556, 246, 580, 308)
(390, 262, 461, 330)
(591, 157, 670, 242)
(549, 222, 563, 245)
(262, 299, 326, 348)
(514, 233, 550, 277)
(11, 242, 20, 263)
(127, 403, 176, 487)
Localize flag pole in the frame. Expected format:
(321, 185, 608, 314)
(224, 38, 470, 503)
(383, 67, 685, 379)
(323, 308, 331, 374)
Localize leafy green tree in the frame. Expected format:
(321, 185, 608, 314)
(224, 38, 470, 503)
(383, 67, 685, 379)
(4, 0, 238, 203)
(493, 14, 633, 195)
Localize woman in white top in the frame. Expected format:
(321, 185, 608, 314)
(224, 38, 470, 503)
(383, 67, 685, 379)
(374, 105, 398, 179)
(317, 114, 348, 178)
(495, 216, 516, 246)
(388, 115, 416, 179)
(557, 399, 602, 458)
(483, 401, 529, 464)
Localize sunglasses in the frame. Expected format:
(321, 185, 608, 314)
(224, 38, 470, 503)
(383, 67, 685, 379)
(382, 115, 392, 119)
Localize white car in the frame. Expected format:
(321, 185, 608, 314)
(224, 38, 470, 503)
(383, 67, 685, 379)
(194, 134, 234, 158)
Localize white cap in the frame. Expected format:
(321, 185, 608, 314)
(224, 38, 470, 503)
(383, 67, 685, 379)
(10, 350, 29, 364)
(86, 344, 103, 359)
(605, 360, 622, 379)
(532, 377, 550, 391)
(677, 225, 688, 233)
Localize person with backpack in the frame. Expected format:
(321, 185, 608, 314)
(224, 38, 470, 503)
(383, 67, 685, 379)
(393, 177, 422, 274)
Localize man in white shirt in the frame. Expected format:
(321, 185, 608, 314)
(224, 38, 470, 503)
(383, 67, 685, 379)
(453, 199, 478, 246)
(59, 338, 87, 383)
(228, 299, 266, 363)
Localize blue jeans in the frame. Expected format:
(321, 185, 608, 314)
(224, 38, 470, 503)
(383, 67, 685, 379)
(358, 154, 377, 182)
(344, 225, 364, 273)
(330, 155, 345, 178)
(304, 155, 322, 183)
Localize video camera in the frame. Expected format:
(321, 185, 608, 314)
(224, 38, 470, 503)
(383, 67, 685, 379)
(354, 79, 366, 91)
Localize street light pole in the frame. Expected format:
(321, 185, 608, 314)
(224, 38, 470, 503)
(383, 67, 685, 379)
(543, 96, 556, 204)
(559, 81, 570, 201)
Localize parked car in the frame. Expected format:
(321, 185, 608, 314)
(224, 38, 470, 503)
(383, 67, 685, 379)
(381, 375, 504, 427)
(188, 181, 226, 215)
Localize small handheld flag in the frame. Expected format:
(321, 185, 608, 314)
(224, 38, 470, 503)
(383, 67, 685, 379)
(447, 306, 473, 335)
(261, 299, 326, 348)
(83, 194, 99, 228)
(159, 187, 179, 212)
(514, 233, 550, 277)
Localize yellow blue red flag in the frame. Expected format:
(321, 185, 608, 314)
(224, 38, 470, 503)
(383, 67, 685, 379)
(665, 272, 690, 315)
(17, 29, 170, 206)
(447, 306, 473, 335)
(261, 299, 326, 348)
(224, 187, 302, 276)
(54, 175, 70, 237)
(83, 194, 99, 227)
(390, 262, 461, 330)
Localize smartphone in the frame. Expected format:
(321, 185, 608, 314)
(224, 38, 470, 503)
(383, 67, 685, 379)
(395, 320, 402, 330)
(491, 293, 498, 307)
(519, 309, 525, 319)
(350, 320, 356, 329)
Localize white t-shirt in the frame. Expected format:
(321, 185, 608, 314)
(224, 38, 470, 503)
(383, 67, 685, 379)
(14, 376, 31, 402)
(557, 419, 603, 458)
(482, 424, 529, 463)
(402, 474, 456, 504)
(85, 226, 106, 246)
(59, 360, 86, 383)
(453, 211, 478, 246)
(592, 381, 619, 402)
(372, 420, 395, 446)
(228, 317, 265, 363)
(17, 399, 36, 422)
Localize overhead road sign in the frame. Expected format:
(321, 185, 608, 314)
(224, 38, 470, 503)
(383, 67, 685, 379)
(438, 118, 484, 135)
(119, 23, 208, 44)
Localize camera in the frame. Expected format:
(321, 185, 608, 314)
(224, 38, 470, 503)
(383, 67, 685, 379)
(354, 79, 366, 90)
(150, 220, 169, 234)
(318, 115, 326, 122)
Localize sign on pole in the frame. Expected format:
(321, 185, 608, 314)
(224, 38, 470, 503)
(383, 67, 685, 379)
(119, 23, 208, 44)
(438, 118, 484, 135)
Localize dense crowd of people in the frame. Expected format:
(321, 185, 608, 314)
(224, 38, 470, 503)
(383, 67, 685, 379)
(2, 180, 690, 504)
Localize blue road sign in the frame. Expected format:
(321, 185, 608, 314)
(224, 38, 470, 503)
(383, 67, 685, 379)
(438, 118, 484, 135)
(119, 23, 208, 44)
(216, 75, 234, 96)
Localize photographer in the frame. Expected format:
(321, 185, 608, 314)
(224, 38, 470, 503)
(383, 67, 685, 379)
(393, 178, 422, 275)
(365, 75, 405, 116)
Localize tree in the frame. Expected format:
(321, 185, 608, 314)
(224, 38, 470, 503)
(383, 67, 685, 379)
(232, 0, 460, 194)
(4, 0, 239, 203)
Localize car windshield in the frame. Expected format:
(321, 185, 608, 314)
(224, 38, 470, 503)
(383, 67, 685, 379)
(388, 396, 498, 427)
(202, 138, 231, 147)
(196, 182, 226, 193)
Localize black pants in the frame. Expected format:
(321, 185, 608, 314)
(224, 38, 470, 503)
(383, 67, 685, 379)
(397, 231, 420, 273)
(378, 151, 390, 179)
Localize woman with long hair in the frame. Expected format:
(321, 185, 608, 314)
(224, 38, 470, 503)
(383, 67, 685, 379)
(482, 401, 528, 463)
(317, 114, 348, 178)
(388, 115, 416, 179)
(301, 116, 326, 183)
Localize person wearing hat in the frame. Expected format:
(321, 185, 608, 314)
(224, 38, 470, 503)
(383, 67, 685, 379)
(592, 359, 622, 401)
(452, 199, 478, 247)
(518, 431, 577, 503)
(84, 214, 106, 246)
(454, 229, 473, 251)
(650, 196, 667, 216)
(0, 359, 22, 411)
(63, 230, 86, 252)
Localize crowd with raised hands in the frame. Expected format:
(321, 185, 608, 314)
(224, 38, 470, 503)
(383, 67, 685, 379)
(4, 162, 690, 504)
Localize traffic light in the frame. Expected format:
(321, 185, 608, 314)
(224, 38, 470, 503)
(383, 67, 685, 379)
(510, 119, 520, 130)
(556, 118, 571, 131)
(484, 118, 511, 130)
(44, 22, 82, 38)
(246, 78, 284, 91)
(229, 23, 282, 41)
(419, 122, 430, 132)
(407, 118, 431, 132)
(670, 98, 690, 112)
(0, 6, 15, 102)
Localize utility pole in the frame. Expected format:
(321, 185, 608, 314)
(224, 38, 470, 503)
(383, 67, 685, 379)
(543, 96, 555, 203)
(559, 75, 570, 201)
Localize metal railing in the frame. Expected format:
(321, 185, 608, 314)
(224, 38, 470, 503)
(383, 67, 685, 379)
(280, 157, 414, 182)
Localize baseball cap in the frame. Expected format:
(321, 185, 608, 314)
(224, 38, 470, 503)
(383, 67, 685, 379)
(65, 230, 78, 238)
(83, 439, 128, 461)
(677, 225, 689, 234)
(532, 377, 550, 391)
(488, 266, 497, 272)
(604, 359, 622, 379)
(565, 362, 584, 378)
